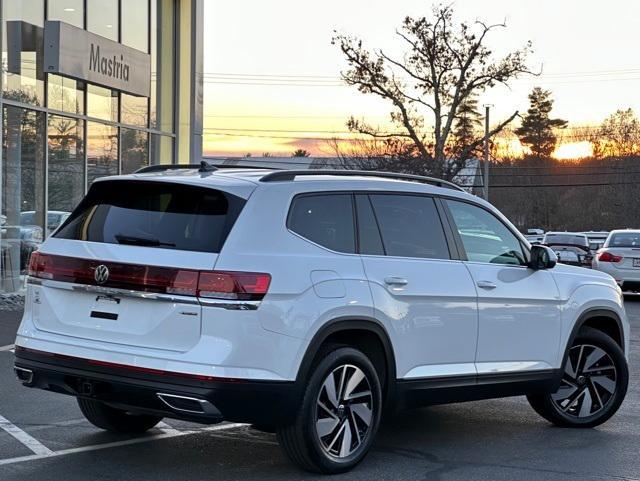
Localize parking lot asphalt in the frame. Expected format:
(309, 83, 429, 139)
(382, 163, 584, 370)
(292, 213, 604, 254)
(0, 300, 639, 481)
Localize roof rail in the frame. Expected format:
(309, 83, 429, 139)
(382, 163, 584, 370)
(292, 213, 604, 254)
(260, 169, 465, 191)
(135, 160, 218, 174)
(134, 161, 285, 175)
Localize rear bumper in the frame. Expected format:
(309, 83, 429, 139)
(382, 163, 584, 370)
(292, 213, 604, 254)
(620, 281, 640, 292)
(593, 263, 640, 290)
(14, 347, 301, 426)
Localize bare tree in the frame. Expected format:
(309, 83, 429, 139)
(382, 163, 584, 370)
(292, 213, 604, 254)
(332, 4, 534, 179)
(326, 136, 419, 171)
(594, 108, 640, 158)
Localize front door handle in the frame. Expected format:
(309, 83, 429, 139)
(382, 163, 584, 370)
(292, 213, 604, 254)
(476, 280, 497, 290)
(384, 276, 408, 286)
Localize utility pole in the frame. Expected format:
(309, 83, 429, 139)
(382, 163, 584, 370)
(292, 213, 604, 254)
(483, 104, 491, 200)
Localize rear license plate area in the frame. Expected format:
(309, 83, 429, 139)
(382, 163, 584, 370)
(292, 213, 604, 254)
(90, 295, 120, 321)
(633, 258, 640, 268)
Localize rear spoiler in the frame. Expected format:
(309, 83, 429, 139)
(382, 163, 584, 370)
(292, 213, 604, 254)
(544, 243, 591, 253)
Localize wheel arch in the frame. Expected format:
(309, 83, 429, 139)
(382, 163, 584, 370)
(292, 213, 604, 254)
(295, 317, 397, 410)
(564, 308, 625, 365)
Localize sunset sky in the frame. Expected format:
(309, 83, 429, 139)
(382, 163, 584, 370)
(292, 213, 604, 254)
(202, 0, 640, 158)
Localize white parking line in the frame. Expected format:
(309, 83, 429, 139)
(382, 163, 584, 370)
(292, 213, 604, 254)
(0, 414, 54, 456)
(157, 421, 180, 435)
(0, 344, 14, 352)
(0, 422, 244, 467)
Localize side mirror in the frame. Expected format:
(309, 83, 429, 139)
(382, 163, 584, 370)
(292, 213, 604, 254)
(529, 245, 557, 270)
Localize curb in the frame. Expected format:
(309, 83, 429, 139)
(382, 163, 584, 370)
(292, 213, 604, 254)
(0, 293, 25, 312)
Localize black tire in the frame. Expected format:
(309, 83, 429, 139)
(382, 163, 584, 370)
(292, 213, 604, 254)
(77, 398, 163, 434)
(277, 346, 382, 474)
(527, 327, 628, 428)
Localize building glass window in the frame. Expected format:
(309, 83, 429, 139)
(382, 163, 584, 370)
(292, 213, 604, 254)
(150, 0, 175, 132)
(87, 0, 118, 41)
(2, 0, 45, 106)
(47, 74, 85, 115)
(150, 134, 174, 165)
(121, 93, 149, 127)
(122, 0, 149, 52)
(87, 122, 118, 186)
(121, 128, 149, 174)
(1, 105, 46, 292)
(47, 0, 84, 28)
(87, 85, 118, 122)
(48, 115, 84, 231)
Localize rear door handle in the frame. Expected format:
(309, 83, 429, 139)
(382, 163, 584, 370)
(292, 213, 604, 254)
(384, 276, 408, 286)
(476, 280, 497, 290)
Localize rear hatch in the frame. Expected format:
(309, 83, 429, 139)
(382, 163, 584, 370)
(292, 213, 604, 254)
(544, 234, 591, 265)
(29, 177, 252, 352)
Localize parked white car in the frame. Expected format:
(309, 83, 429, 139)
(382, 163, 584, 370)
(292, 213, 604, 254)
(14, 165, 630, 473)
(582, 231, 610, 252)
(592, 229, 640, 292)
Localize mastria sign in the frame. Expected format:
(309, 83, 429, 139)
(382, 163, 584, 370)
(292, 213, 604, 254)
(44, 20, 150, 97)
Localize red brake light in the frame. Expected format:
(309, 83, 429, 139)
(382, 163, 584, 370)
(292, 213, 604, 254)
(28, 251, 49, 278)
(198, 271, 271, 300)
(598, 251, 622, 263)
(28, 253, 270, 301)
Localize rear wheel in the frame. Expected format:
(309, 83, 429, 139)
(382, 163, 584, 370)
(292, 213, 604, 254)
(528, 327, 628, 428)
(77, 398, 163, 434)
(277, 346, 382, 473)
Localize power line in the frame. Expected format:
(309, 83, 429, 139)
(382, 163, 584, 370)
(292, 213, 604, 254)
(491, 181, 640, 188)
(201, 69, 640, 88)
(204, 127, 409, 135)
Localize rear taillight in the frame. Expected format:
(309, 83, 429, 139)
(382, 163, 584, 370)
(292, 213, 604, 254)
(28, 251, 49, 278)
(598, 251, 622, 263)
(28, 253, 270, 301)
(198, 272, 271, 300)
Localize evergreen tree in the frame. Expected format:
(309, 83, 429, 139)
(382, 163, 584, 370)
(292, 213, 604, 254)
(515, 87, 567, 157)
(292, 149, 311, 158)
(451, 95, 483, 153)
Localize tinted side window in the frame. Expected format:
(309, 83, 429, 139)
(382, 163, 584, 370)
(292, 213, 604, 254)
(446, 200, 525, 265)
(369, 194, 450, 259)
(288, 194, 355, 253)
(355, 194, 385, 255)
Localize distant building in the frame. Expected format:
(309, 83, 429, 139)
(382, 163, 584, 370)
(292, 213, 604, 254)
(0, 1, 204, 294)
(206, 156, 485, 195)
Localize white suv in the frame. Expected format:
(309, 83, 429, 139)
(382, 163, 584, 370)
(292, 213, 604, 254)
(14, 165, 629, 473)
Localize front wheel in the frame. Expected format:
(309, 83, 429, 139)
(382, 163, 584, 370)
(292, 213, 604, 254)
(277, 346, 382, 474)
(528, 327, 628, 428)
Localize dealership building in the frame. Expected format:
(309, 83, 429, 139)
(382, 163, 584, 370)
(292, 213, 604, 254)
(0, 0, 204, 293)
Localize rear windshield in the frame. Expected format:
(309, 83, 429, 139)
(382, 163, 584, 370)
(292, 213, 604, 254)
(544, 234, 587, 246)
(55, 180, 245, 253)
(608, 232, 640, 248)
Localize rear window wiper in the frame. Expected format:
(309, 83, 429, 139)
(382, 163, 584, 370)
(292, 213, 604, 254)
(114, 234, 176, 247)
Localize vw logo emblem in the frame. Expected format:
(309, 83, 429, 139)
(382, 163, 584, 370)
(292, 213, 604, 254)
(94, 265, 110, 285)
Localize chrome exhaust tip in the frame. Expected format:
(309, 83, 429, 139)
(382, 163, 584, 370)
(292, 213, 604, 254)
(14, 367, 34, 385)
(156, 393, 220, 415)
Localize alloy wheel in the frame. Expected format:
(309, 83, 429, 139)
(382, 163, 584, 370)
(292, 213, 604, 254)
(552, 344, 617, 418)
(315, 364, 374, 458)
